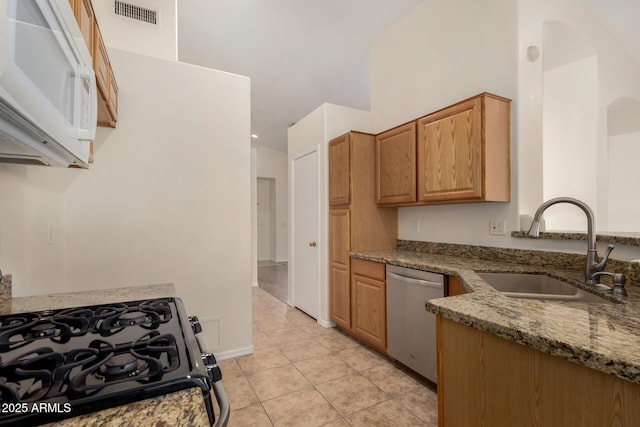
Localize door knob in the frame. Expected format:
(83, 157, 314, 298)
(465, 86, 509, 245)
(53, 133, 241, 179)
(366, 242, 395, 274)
(309, 241, 317, 247)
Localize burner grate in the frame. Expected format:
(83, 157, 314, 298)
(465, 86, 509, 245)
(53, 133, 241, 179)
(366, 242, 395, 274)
(0, 298, 212, 426)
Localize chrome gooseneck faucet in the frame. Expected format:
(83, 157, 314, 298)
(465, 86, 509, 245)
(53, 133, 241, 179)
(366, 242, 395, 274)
(527, 197, 614, 285)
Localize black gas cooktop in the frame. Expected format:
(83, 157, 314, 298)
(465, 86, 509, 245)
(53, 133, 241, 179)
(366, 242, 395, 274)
(0, 298, 212, 426)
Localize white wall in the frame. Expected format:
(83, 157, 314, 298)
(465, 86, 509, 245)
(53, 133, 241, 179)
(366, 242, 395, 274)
(518, 0, 640, 232)
(367, 0, 640, 260)
(608, 132, 640, 230)
(371, 0, 517, 133)
(0, 167, 69, 294)
(92, 0, 178, 61)
(255, 145, 288, 262)
(371, 0, 520, 248)
(0, 49, 253, 359)
(288, 103, 373, 325)
(542, 56, 598, 230)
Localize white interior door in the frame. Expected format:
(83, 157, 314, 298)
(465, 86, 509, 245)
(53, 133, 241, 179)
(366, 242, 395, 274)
(292, 150, 319, 318)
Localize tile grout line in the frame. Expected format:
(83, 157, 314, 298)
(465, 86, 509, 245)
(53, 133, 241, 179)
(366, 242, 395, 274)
(238, 286, 438, 425)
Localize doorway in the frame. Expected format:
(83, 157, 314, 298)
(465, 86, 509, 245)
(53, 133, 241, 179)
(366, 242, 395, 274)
(291, 149, 319, 319)
(257, 178, 276, 262)
(256, 177, 288, 302)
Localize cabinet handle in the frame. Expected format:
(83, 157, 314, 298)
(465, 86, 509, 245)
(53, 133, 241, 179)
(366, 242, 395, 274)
(309, 241, 317, 247)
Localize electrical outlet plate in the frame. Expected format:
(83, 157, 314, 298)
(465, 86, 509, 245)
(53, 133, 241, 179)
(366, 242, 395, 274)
(489, 220, 506, 235)
(410, 218, 419, 233)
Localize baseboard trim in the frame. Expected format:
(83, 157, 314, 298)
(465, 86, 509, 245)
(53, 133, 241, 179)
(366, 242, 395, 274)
(317, 318, 336, 328)
(215, 345, 254, 361)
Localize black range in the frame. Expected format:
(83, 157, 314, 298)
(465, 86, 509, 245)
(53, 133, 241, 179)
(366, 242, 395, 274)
(0, 297, 229, 426)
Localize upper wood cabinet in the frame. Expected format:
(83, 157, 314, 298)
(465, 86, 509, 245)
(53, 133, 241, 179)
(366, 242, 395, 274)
(69, 0, 118, 128)
(329, 134, 351, 206)
(73, 0, 94, 54)
(376, 93, 510, 206)
(94, 27, 109, 100)
(417, 98, 482, 202)
(94, 24, 118, 127)
(375, 122, 416, 205)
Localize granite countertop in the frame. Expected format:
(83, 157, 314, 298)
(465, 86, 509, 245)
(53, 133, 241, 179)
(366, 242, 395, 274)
(511, 230, 640, 247)
(43, 387, 211, 427)
(0, 282, 177, 315)
(351, 248, 640, 385)
(0, 279, 211, 426)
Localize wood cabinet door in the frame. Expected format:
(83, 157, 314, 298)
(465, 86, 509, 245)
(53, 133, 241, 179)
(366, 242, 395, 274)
(328, 134, 350, 206)
(417, 97, 482, 202)
(376, 122, 417, 205)
(447, 275, 466, 296)
(93, 26, 109, 100)
(107, 66, 118, 122)
(74, 0, 94, 55)
(329, 209, 351, 328)
(352, 272, 386, 351)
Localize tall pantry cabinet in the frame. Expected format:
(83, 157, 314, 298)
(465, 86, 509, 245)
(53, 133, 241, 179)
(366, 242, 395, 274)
(328, 132, 397, 349)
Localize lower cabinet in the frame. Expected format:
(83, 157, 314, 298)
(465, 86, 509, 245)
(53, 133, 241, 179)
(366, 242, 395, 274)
(351, 258, 387, 352)
(329, 209, 351, 329)
(437, 317, 640, 426)
(329, 264, 351, 329)
(446, 275, 466, 296)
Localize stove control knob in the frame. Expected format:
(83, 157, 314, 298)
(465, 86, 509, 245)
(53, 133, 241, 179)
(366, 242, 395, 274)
(188, 316, 202, 334)
(202, 352, 217, 366)
(202, 353, 222, 382)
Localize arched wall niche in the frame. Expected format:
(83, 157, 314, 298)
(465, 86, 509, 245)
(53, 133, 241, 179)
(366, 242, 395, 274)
(606, 96, 640, 231)
(542, 20, 598, 231)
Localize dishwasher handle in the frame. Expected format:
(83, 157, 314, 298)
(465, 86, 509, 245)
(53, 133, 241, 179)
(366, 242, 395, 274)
(387, 272, 443, 290)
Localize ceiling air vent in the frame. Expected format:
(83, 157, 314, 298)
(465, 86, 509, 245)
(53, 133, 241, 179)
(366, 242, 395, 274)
(114, 1, 158, 26)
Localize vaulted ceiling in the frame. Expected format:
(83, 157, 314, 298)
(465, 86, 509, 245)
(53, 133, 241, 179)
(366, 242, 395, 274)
(176, 0, 423, 152)
(176, 0, 640, 152)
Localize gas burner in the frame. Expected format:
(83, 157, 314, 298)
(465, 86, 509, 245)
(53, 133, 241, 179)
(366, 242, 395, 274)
(0, 313, 40, 332)
(139, 300, 172, 322)
(68, 331, 180, 393)
(115, 311, 149, 326)
(24, 322, 60, 339)
(97, 300, 172, 336)
(0, 319, 72, 351)
(97, 353, 145, 380)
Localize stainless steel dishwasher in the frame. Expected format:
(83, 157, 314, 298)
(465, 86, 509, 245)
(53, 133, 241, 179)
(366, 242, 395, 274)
(386, 264, 444, 384)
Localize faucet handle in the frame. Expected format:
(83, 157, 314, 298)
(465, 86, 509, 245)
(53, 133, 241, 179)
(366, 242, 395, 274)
(594, 245, 615, 271)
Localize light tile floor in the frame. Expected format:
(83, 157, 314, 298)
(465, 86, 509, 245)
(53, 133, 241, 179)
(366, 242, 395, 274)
(257, 262, 289, 303)
(218, 287, 438, 426)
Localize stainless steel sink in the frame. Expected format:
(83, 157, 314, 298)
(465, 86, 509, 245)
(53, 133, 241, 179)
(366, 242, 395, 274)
(477, 272, 613, 303)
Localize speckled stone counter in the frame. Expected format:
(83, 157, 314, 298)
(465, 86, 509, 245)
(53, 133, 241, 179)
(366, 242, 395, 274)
(0, 273, 11, 303)
(351, 244, 640, 385)
(43, 387, 211, 427)
(0, 283, 177, 315)
(512, 230, 640, 247)
(0, 282, 212, 426)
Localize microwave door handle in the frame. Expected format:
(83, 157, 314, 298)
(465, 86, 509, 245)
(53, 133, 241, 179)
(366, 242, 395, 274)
(75, 65, 97, 141)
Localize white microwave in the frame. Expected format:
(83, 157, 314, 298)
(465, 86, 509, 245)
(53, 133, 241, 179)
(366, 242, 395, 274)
(0, 0, 97, 168)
